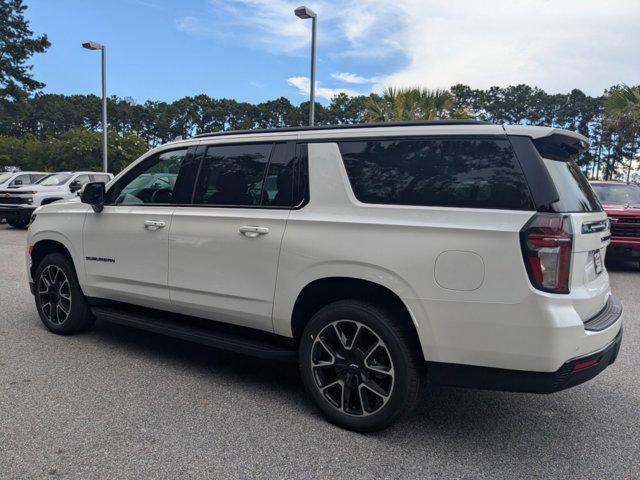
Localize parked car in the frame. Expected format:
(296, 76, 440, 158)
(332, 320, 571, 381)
(0, 171, 48, 188)
(0, 171, 113, 229)
(26, 122, 622, 432)
(590, 181, 640, 264)
(0, 171, 48, 223)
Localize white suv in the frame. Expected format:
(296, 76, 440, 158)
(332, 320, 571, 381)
(0, 171, 48, 223)
(0, 171, 113, 228)
(26, 121, 623, 432)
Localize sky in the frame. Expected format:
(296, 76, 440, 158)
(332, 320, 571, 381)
(25, 0, 640, 105)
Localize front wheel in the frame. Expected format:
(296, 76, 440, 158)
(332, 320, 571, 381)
(34, 253, 94, 334)
(299, 300, 422, 432)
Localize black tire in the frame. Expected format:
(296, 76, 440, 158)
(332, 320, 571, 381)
(299, 300, 422, 432)
(34, 253, 94, 334)
(7, 216, 30, 229)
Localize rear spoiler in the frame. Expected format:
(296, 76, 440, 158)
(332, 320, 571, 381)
(503, 126, 589, 161)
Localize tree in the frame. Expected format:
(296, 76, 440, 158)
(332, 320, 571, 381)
(605, 85, 640, 181)
(0, 0, 50, 102)
(365, 87, 456, 122)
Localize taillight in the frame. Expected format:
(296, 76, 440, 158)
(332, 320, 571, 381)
(520, 213, 573, 294)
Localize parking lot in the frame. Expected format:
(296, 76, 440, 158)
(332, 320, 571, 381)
(0, 223, 638, 479)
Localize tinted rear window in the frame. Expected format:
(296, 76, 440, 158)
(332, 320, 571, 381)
(542, 159, 602, 212)
(338, 138, 534, 210)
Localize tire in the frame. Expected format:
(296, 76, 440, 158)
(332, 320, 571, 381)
(34, 253, 94, 334)
(7, 216, 30, 229)
(299, 300, 422, 432)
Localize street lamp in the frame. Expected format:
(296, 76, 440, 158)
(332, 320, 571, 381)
(82, 41, 108, 173)
(294, 6, 317, 126)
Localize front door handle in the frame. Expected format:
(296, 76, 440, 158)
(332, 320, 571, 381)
(239, 226, 269, 238)
(144, 220, 166, 231)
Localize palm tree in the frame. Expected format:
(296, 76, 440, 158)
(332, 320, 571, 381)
(605, 85, 640, 118)
(365, 87, 465, 122)
(605, 86, 640, 182)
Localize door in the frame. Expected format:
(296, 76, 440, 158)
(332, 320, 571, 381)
(169, 142, 299, 332)
(83, 147, 198, 307)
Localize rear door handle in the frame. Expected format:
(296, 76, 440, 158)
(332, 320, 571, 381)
(239, 226, 269, 238)
(144, 220, 166, 231)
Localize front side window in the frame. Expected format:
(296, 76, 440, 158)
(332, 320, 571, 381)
(111, 149, 195, 205)
(193, 143, 272, 206)
(91, 174, 112, 184)
(338, 138, 534, 210)
(37, 174, 73, 186)
(74, 174, 91, 186)
(11, 174, 31, 186)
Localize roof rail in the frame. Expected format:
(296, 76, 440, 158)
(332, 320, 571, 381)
(193, 119, 491, 139)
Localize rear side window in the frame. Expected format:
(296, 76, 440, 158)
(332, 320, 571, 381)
(261, 143, 297, 207)
(338, 138, 534, 210)
(193, 143, 272, 206)
(542, 159, 602, 212)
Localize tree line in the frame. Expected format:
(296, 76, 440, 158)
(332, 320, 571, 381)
(1, 85, 638, 178)
(1, 1, 638, 178)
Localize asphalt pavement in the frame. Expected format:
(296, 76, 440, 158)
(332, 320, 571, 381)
(1, 223, 639, 479)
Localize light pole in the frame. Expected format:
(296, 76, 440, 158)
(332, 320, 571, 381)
(82, 41, 108, 173)
(294, 6, 317, 126)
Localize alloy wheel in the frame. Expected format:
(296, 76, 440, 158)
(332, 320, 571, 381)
(38, 265, 72, 325)
(311, 320, 395, 416)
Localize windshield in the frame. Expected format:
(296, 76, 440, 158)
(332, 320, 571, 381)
(592, 184, 640, 206)
(37, 174, 73, 186)
(0, 173, 14, 185)
(543, 159, 602, 212)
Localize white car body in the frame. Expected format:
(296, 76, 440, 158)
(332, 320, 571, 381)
(0, 171, 112, 224)
(0, 171, 48, 189)
(26, 122, 623, 404)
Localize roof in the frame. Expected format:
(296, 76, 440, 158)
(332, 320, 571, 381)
(194, 120, 491, 139)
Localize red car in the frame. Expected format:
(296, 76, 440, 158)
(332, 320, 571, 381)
(591, 181, 640, 262)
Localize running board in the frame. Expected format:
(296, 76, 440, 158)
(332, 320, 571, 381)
(91, 306, 296, 361)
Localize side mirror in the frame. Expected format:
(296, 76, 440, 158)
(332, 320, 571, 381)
(81, 182, 105, 212)
(69, 180, 82, 193)
(13, 179, 23, 186)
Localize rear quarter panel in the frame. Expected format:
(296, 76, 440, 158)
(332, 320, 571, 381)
(273, 141, 542, 367)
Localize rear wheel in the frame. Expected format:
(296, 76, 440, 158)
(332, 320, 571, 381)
(34, 253, 94, 334)
(299, 300, 422, 432)
(7, 216, 29, 229)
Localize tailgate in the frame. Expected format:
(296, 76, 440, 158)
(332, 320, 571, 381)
(567, 210, 611, 321)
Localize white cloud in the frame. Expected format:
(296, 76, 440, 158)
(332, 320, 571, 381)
(370, 0, 640, 95)
(287, 76, 360, 101)
(178, 0, 640, 95)
(175, 16, 212, 37)
(330, 72, 378, 84)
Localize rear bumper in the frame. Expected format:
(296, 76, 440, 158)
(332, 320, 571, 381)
(428, 328, 622, 394)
